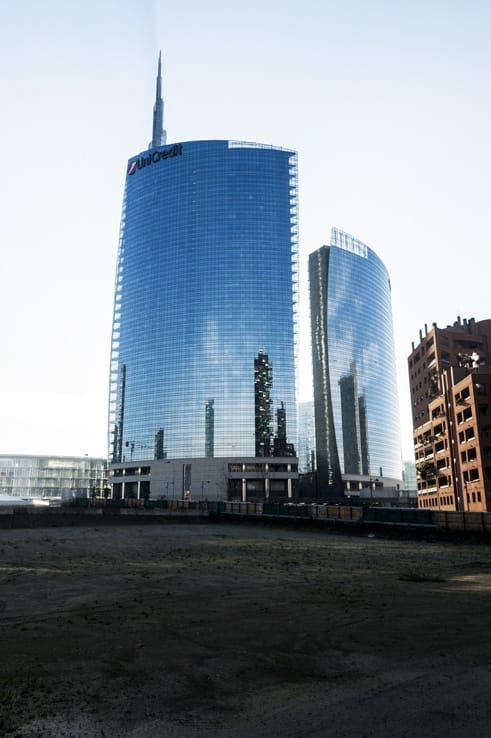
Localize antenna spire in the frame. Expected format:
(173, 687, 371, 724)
(150, 51, 166, 148)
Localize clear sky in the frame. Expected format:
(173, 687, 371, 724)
(0, 0, 489, 461)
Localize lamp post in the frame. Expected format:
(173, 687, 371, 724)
(264, 463, 270, 500)
(370, 477, 379, 501)
(165, 461, 175, 499)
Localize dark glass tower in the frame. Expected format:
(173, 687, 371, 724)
(108, 57, 298, 463)
(254, 350, 273, 457)
(309, 228, 402, 495)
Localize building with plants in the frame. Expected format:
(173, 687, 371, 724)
(408, 316, 491, 511)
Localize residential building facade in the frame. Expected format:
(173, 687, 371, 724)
(408, 316, 491, 511)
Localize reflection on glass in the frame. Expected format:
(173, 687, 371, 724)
(109, 141, 298, 461)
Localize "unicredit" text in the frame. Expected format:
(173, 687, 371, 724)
(127, 144, 183, 175)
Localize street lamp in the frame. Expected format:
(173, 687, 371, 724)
(370, 477, 379, 501)
(165, 461, 175, 499)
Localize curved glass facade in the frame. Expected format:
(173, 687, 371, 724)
(109, 140, 298, 462)
(309, 228, 402, 492)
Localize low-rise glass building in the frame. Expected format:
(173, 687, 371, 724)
(0, 455, 107, 499)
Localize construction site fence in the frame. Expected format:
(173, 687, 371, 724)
(12, 498, 491, 535)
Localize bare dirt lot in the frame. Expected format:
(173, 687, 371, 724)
(1, 519, 491, 738)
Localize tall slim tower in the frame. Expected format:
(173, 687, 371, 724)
(204, 400, 214, 458)
(254, 350, 273, 457)
(108, 58, 298, 467)
(339, 363, 364, 475)
(150, 52, 166, 148)
(309, 228, 402, 496)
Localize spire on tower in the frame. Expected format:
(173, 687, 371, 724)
(150, 51, 166, 149)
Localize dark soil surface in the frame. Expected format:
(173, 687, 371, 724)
(1, 521, 491, 737)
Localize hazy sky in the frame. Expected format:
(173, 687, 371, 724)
(1, 0, 489, 460)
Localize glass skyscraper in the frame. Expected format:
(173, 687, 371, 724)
(108, 58, 298, 466)
(309, 228, 402, 495)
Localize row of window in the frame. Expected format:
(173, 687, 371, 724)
(419, 490, 483, 508)
(228, 462, 296, 473)
(110, 467, 151, 477)
(420, 495, 454, 508)
(416, 424, 480, 448)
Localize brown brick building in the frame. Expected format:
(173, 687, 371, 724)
(408, 317, 491, 511)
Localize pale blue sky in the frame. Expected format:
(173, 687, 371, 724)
(0, 0, 490, 459)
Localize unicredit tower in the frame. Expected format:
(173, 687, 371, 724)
(108, 55, 298, 498)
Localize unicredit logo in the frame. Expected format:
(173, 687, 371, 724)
(127, 144, 183, 176)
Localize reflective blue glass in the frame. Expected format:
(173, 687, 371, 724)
(309, 229, 402, 490)
(109, 141, 298, 462)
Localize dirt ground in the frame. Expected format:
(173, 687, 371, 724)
(1, 519, 491, 738)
